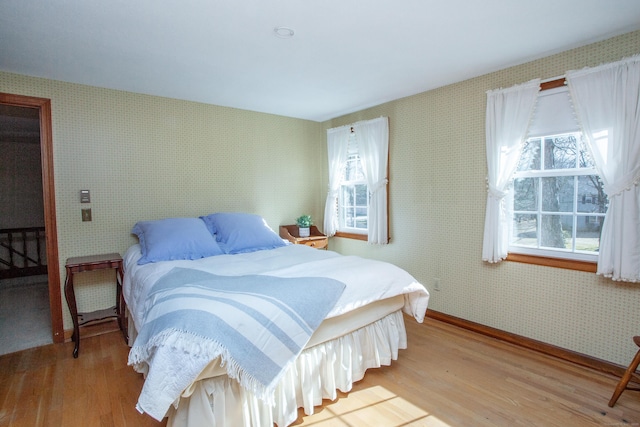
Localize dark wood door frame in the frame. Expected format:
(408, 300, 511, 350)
(0, 92, 63, 343)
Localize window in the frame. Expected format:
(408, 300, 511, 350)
(338, 134, 369, 234)
(507, 83, 608, 263)
(485, 57, 640, 280)
(510, 132, 608, 261)
(325, 117, 389, 244)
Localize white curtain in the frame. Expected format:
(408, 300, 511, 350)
(354, 117, 390, 244)
(482, 79, 541, 263)
(323, 126, 350, 237)
(567, 55, 640, 282)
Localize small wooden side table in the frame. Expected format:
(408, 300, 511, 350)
(280, 225, 328, 249)
(64, 253, 127, 358)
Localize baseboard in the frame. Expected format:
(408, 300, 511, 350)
(426, 309, 626, 378)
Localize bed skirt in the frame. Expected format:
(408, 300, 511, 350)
(166, 309, 408, 427)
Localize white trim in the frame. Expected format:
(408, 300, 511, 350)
(509, 246, 599, 262)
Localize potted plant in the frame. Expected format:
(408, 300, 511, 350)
(295, 214, 312, 237)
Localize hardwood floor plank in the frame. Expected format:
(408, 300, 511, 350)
(1, 315, 640, 426)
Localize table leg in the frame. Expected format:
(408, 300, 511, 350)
(116, 264, 128, 343)
(63, 269, 80, 358)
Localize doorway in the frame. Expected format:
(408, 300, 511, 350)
(0, 93, 63, 352)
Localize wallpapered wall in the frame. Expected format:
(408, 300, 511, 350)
(0, 74, 325, 329)
(325, 30, 640, 366)
(1, 30, 639, 366)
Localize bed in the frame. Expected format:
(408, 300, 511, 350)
(122, 213, 429, 426)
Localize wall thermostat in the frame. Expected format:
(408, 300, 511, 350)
(80, 190, 90, 203)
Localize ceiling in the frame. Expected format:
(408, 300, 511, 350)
(1, 1, 639, 122)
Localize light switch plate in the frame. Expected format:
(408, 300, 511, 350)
(81, 208, 92, 222)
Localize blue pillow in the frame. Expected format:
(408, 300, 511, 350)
(200, 212, 286, 254)
(132, 217, 224, 265)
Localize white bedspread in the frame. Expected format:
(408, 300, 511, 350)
(125, 244, 429, 330)
(123, 244, 429, 420)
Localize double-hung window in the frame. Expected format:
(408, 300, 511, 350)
(338, 134, 369, 234)
(325, 117, 389, 244)
(510, 132, 607, 261)
(508, 84, 607, 263)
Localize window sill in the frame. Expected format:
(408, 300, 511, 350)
(334, 231, 368, 241)
(506, 253, 597, 273)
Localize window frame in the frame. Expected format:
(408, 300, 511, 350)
(333, 127, 390, 242)
(509, 133, 606, 262)
(506, 78, 601, 272)
(337, 145, 370, 236)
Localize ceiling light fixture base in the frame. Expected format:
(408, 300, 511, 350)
(273, 26, 295, 39)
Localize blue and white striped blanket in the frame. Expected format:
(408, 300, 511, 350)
(128, 267, 345, 419)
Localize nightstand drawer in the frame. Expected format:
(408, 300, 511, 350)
(302, 238, 328, 249)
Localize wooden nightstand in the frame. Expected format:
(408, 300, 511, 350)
(64, 253, 127, 358)
(280, 225, 328, 249)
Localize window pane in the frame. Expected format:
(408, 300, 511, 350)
(355, 184, 368, 205)
(543, 135, 577, 170)
(577, 137, 596, 169)
(541, 176, 573, 212)
(344, 155, 365, 181)
(512, 214, 537, 247)
(355, 207, 367, 229)
(344, 158, 357, 181)
(576, 216, 602, 253)
(341, 185, 354, 205)
(540, 214, 569, 249)
(577, 175, 607, 213)
(517, 139, 541, 171)
(514, 178, 537, 211)
(345, 207, 355, 227)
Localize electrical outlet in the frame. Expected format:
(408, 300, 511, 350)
(81, 208, 92, 222)
(433, 278, 441, 291)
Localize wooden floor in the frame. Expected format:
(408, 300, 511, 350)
(2, 316, 640, 427)
(0, 323, 164, 427)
